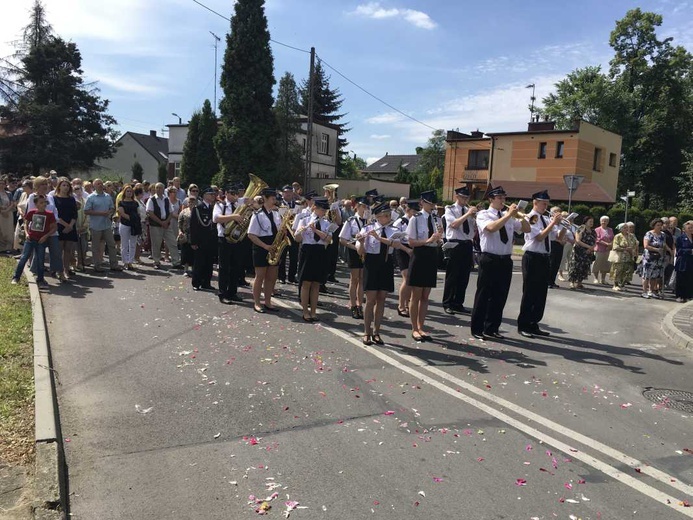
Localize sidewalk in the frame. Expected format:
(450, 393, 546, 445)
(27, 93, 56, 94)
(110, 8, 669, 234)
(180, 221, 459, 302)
(661, 299, 693, 350)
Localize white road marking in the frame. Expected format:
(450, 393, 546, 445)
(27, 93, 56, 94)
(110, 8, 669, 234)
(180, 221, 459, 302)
(274, 299, 693, 517)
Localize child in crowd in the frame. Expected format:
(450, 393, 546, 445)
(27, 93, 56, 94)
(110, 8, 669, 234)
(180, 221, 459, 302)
(11, 194, 57, 288)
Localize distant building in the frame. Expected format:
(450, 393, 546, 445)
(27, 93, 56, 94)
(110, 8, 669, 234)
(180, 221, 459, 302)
(95, 130, 168, 183)
(443, 119, 622, 203)
(167, 117, 339, 183)
(360, 153, 422, 180)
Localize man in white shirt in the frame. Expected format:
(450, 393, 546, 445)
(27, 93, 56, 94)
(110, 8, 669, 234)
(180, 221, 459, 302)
(442, 186, 477, 315)
(470, 186, 530, 340)
(213, 186, 244, 304)
(516, 190, 563, 338)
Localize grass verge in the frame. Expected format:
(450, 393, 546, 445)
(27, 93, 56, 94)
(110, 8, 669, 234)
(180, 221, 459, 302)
(0, 256, 35, 466)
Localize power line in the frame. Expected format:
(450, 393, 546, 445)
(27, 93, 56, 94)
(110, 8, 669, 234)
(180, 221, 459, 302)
(190, 0, 310, 53)
(190, 0, 437, 133)
(316, 55, 438, 132)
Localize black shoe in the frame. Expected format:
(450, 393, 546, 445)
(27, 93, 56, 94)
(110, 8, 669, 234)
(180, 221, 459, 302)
(278, 279, 286, 284)
(488, 332, 505, 339)
(171, 264, 184, 270)
(518, 329, 534, 338)
(254, 305, 266, 314)
(192, 285, 201, 291)
(239, 280, 251, 288)
(454, 306, 471, 314)
(228, 294, 243, 302)
(548, 283, 558, 289)
(444, 307, 455, 315)
(372, 334, 384, 345)
(218, 295, 233, 305)
(471, 332, 486, 341)
(201, 285, 215, 291)
(351, 306, 360, 319)
(533, 328, 550, 337)
(319, 285, 333, 294)
(357, 307, 364, 319)
(327, 275, 338, 283)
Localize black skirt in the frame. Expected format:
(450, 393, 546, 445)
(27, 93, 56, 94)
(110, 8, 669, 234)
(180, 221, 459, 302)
(394, 248, 410, 271)
(408, 246, 438, 288)
(252, 235, 274, 268)
(364, 253, 395, 292)
(347, 248, 364, 269)
(298, 243, 328, 283)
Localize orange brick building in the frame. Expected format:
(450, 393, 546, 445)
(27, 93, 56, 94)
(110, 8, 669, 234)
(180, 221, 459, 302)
(443, 119, 622, 204)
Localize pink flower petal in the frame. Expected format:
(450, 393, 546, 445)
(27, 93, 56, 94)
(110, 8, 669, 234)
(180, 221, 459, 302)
(384, 410, 395, 415)
(515, 478, 527, 486)
(564, 482, 573, 490)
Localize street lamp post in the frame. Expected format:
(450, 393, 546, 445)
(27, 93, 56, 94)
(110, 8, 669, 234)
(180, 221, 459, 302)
(622, 190, 636, 223)
(171, 113, 182, 125)
(563, 174, 585, 214)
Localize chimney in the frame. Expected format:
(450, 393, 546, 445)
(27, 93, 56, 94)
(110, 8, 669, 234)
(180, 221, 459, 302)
(150, 130, 157, 137)
(470, 129, 484, 138)
(527, 120, 556, 132)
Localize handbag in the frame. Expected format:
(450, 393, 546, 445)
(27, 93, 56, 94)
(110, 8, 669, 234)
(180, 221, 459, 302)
(607, 249, 620, 263)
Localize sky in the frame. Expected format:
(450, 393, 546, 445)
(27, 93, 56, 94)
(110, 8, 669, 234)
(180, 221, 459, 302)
(2, 0, 693, 166)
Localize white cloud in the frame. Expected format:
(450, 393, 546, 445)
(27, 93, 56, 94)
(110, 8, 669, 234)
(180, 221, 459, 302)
(89, 71, 169, 96)
(366, 112, 405, 124)
(366, 156, 381, 166)
(351, 2, 437, 30)
(370, 134, 391, 139)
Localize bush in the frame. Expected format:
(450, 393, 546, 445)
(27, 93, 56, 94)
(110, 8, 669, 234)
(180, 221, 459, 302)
(641, 209, 659, 228)
(607, 206, 625, 224)
(590, 206, 607, 223)
(679, 212, 693, 224)
(571, 204, 590, 220)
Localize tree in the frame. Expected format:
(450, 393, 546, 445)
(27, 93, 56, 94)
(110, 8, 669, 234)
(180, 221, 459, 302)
(131, 160, 144, 180)
(339, 154, 366, 180)
(214, 0, 276, 186)
(541, 8, 693, 209)
(157, 162, 168, 185)
(274, 72, 304, 184)
(299, 60, 350, 176)
(0, 1, 117, 175)
(182, 101, 219, 188)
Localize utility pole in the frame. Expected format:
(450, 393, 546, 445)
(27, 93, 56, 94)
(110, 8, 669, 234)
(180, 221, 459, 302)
(304, 47, 315, 192)
(210, 31, 221, 116)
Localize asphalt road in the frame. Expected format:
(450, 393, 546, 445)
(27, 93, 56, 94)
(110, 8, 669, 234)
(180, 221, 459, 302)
(43, 259, 693, 519)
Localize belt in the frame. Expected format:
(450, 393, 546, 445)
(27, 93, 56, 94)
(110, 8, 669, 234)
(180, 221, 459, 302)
(525, 251, 550, 257)
(481, 252, 511, 259)
(449, 239, 472, 243)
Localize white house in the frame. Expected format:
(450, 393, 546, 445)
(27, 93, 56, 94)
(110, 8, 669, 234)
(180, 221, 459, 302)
(94, 130, 168, 183)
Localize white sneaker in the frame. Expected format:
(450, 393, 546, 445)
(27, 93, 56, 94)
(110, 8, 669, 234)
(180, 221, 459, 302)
(10, 278, 18, 285)
(593, 278, 600, 284)
(641, 292, 650, 299)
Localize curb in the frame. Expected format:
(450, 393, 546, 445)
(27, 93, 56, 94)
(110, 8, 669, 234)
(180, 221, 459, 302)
(661, 299, 693, 351)
(25, 268, 67, 520)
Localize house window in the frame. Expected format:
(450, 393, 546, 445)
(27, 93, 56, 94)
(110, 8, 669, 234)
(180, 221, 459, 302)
(538, 142, 547, 159)
(593, 147, 602, 171)
(319, 133, 329, 155)
(174, 162, 181, 176)
(609, 153, 617, 167)
(555, 141, 564, 158)
(467, 149, 489, 170)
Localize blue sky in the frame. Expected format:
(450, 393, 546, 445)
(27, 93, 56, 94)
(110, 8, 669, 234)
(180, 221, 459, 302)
(2, 0, 693, 165)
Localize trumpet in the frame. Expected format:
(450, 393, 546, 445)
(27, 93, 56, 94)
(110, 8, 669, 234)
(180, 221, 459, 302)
(503, 200, 529, 219)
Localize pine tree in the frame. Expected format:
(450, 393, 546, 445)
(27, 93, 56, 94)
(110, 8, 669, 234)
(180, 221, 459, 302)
(181, 111, 201, 186)
(197, 99, 220, 187)
(0, 1, 117, 174)
(299, 60, 350, 176)
(274, 72, 304, 185)
(214, 0, 276, 186)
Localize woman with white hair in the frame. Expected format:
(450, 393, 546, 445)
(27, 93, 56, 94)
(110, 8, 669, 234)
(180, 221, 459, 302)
(592, 215, 613, 284)
(609, 222, 638, 291)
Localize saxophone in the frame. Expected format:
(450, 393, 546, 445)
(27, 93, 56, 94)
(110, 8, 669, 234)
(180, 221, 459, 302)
(267, 209, 295, 266)
(225, 173, 268, 243)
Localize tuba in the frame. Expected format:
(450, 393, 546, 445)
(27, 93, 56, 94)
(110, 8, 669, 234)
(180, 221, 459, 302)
(225, 174, 268, 243)
(267, 208, 296, 266)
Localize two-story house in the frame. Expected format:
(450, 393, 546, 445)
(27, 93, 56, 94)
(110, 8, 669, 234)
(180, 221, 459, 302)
(95, 130, 168, 183)
(443, 119, 622, 203)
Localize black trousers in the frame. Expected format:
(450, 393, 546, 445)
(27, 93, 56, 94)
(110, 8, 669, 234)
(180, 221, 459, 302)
(470, 253, 513, 335)
(442, 240, 473, 309)
(238, 237, 253, 280)
(517, 252, 551, 331)
(218, 238, 242, 297)
(278, 238, 299, 282)
(326, 230, 340, 279)
(549, 241, 564, 285)
(192, 242, 215, 288)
